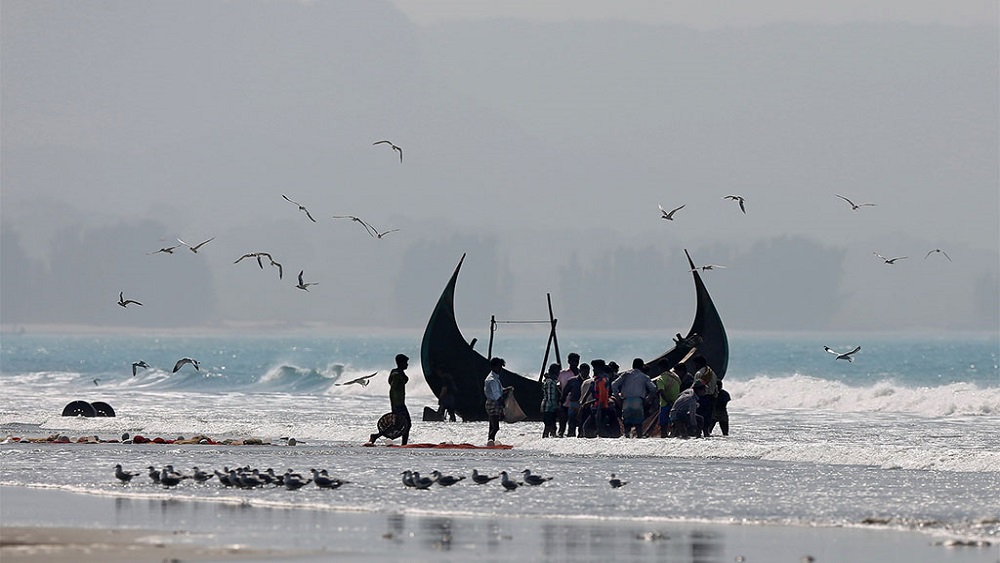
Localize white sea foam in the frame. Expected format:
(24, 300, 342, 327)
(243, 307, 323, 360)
(727, 375, 999, 417)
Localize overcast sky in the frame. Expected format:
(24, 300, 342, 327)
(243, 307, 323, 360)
(1, 0, 997, 334)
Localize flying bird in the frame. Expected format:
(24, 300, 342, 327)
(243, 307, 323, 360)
(118, 292, 143, 308)
(373, 140, 403, 162)
(924, 249, 952, 262)
(172, 357, 200, 372)
(131, 360, 150, 376)
(374, 228, 400, 239)
(147, 244, 181, 255)
(92, 378, 101, 386)
(835, 194, 876, 211)
(296, 270, 318, 291)
(609, 473, 627, 488)
(873, 252, 907, 264)
(282, 194, 317, 222)
(335, 372, 378, 387)
(690, 264, 726, 272)
(658, 204, 685, 220)
(332, 215, 378, 237)
(234, 252, 266, 268)
(723, 195, 746, 214)
(824, 346, 861, 362)
(177, 237, 215, 253)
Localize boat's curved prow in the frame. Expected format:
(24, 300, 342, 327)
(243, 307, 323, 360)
(420, 254, 543, 421)
(643, 249, 729, 378)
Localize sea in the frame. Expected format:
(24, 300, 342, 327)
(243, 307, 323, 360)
(1, 330, 998, 560)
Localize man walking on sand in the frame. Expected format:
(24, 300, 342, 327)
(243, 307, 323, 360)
(369, 354, 411, 445)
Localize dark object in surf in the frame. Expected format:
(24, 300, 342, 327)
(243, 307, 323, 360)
(91, 401, 116, 417)
(61, 400, 115, 417)
(62, 400, 97, 417)
(420, 250, 728, 421)
(376, 412, 405, 439)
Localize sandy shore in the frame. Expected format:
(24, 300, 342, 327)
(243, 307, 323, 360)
(1, 486, 995, 562)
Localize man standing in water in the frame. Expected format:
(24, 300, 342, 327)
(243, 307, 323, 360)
(369, 354, 411, 446)
(484, 357, 507, 446)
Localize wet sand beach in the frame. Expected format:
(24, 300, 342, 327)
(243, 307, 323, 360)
(2, 486, 995, 563)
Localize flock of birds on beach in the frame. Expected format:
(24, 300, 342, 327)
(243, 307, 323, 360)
(115, 464, 626, 491)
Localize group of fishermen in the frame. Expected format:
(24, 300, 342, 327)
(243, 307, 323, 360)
(367, 351, 730, 447)
(539, 352, 730, 439)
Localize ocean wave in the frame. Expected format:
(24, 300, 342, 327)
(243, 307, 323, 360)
(727, 375, 999, 417)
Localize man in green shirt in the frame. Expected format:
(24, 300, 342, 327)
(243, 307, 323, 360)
(653, 361, 683, 438)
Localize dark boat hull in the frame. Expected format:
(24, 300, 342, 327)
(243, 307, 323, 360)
(420, 250, 728, 422)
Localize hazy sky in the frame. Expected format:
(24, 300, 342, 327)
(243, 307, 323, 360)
(2, 0, 997, 333)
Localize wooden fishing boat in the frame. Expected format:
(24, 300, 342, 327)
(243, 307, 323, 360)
(419, 250, 728, 422)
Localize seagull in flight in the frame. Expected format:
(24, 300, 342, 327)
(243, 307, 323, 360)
(690, 264, 726, 272)
(924, 249, 952, 262)
(874, 252, 907, 264)
(835, 194, 876, 211)
(723, 195, 746, 214)
(118, 291, 143, 308)
(335, 372, 378, 387)
(131, 360, 150, 376)
(296, 270, 318, 291)
(92, 378, 101, 386)
(282, 194, 317, 222)
(177, 237, 215, 253)
(172, 357, 200, 372)
(824, 346, 861, 362)
(235, 252, 284, 279)
(373, 140, 403, 162)
(658, 204, 685, 220)
(147, 244, 181, 255)
(332, 215, 378, 237)
(374, 227, 400, 239)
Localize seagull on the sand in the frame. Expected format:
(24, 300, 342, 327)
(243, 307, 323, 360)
(283, 473, 311, 490)
(521, 469, 553, 486)
(282, 194, 317, 222)
(118, 291, 142, 308)
(172, 357, 200, 372)
(335, 372, 377, 387)
(332, 215, 378, 237)
(296, 270, 318, 291)
(401, 470, 416, 488)
(723, 195, 746, 214)
(147, 244, 181, 255)
(924, 249, 952, 262)
(824, 346, 861, 362)
(373, 140, 403, 162)
(177, 237, 215, 253)
(609, 473, 627, 488)
(471, 469, 499, 484)
(131, 361, 150, 376)
(114, 464, 140, 484)
(431, 470, 466, 487)
(658, 203, 685, 220)
(690, 264, 726, 272)
(311, 469, 350, 489)
(191, 467, 215, 483)
(835, 194, 876, 211)
(410, 471, 436, 490)
(874, 252, 907, 264)
(147, 466, 162, 483)
(499, 471, 521, 491)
